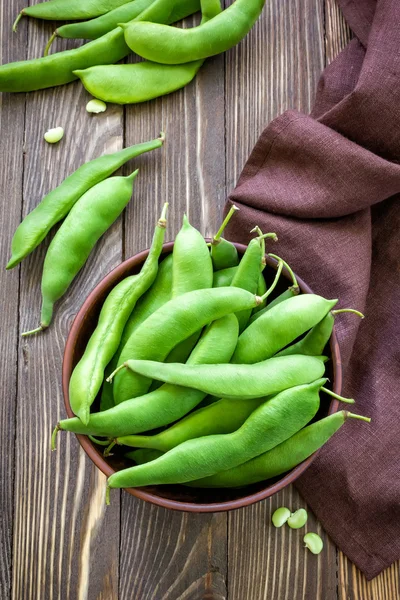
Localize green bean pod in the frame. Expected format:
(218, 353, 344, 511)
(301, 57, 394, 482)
(7, 135, 164, 270)
(163, 332, 202, 364)
(188, 411, 371, 487)
(276, 308, 364, 358)
(120, 0, 266, 64)
(253, 269, 267, 312)
(248, 287, 298, 325)
(100, 253, 174, 410)
(117, 254, 173, 356)
(14, 0, 133, 27)
(213, 266, 266, 298)
(54, 313, 239, 440)
(210, 206, 239, 270)
(276, 313, 335, 357)
(69, 204, 168, 425)
(99, 381, 116, 413)
(52, 0, 201, 42)
(24, 171, 139, 335)
(112, 286, 258, 403)
(212, 266, 236, 287)
(126, 448, 163, 464)
(119, 354, 327, 400)
(0, 28, 129, 93)
(72, 0, 209, 104)
(75, 61, 205, 105)
(232, 295, 338, 364)
(200, 0, 223, 20)
(159, 214, 213, 369)
(230, 237, 264, 332)
(106, 379, 326, 492)
(172, 214, 213, 296)
(113, 395, 267, 452)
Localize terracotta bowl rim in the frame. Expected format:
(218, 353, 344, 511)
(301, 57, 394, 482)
(62, 241, 342, 513)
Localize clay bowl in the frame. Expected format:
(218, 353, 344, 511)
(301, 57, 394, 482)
(62, 242, 342, 513)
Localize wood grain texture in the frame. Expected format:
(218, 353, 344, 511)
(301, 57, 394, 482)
(224, 0, 325, 191)
(228, 487, 337, 600)
(338, 556, 399, 600)
(0, 1, 27, 597)
(324, 0, 352, 65)
(10, 15, 123, 600)
(1, 0, 399, 598)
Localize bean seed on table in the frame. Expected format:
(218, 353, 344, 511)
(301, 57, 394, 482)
(272, 507, 291, 528)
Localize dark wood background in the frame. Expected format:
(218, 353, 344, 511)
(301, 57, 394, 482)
(1, 0, 399, 598)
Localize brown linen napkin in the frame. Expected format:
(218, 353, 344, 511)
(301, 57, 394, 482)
(224, 0, 400, 580)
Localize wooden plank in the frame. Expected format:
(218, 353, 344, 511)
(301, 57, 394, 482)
(324, 0, 352, 65)
(228, 488, 337, 600)
(225, 0, 337, 598)
(0, 1, 27, 597)
(119, 501, 227, 600)
(11, 17, 123, 600)
(225, 0, 325, 191)
(338, 556, 399, 600)
(119, 10, 228, 599)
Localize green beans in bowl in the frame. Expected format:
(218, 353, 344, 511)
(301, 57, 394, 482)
(61, 241, 343, 513)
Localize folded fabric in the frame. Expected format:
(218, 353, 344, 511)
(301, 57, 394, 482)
(224, 0, 400, 580)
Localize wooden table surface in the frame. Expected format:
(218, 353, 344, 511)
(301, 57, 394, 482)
(1, 1, 399, 598)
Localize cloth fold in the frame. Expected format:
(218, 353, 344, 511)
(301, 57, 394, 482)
(224, 0, 399, 579)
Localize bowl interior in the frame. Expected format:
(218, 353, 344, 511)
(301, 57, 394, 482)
(63, 242, 341, 512)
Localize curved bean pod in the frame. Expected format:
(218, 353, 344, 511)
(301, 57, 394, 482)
(73, 0, 212, 103)
(7, 135, 164, 269)
(0, 28, 129, 92)
(120, 0, 266, 64)
(99, 253, 174, 411)
(76, 61, 207, 105)
(106, 379, 326, 493)
(24, 171, 138, 335)
(230, 234, 276, 332)
(14, 0, 133, 27)
(232, 295, 337, 364)
(118, 355, 327, 400)
(49, 0, 201, 46)
(276, 313, 335, 357)
(53, 0, 155, 42)
(188, 411, 371, 487)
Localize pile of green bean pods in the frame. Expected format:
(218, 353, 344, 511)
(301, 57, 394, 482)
(1, 0, 266, 106)
(50, 206, 370, 503)
(7, 133, 165, 333)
